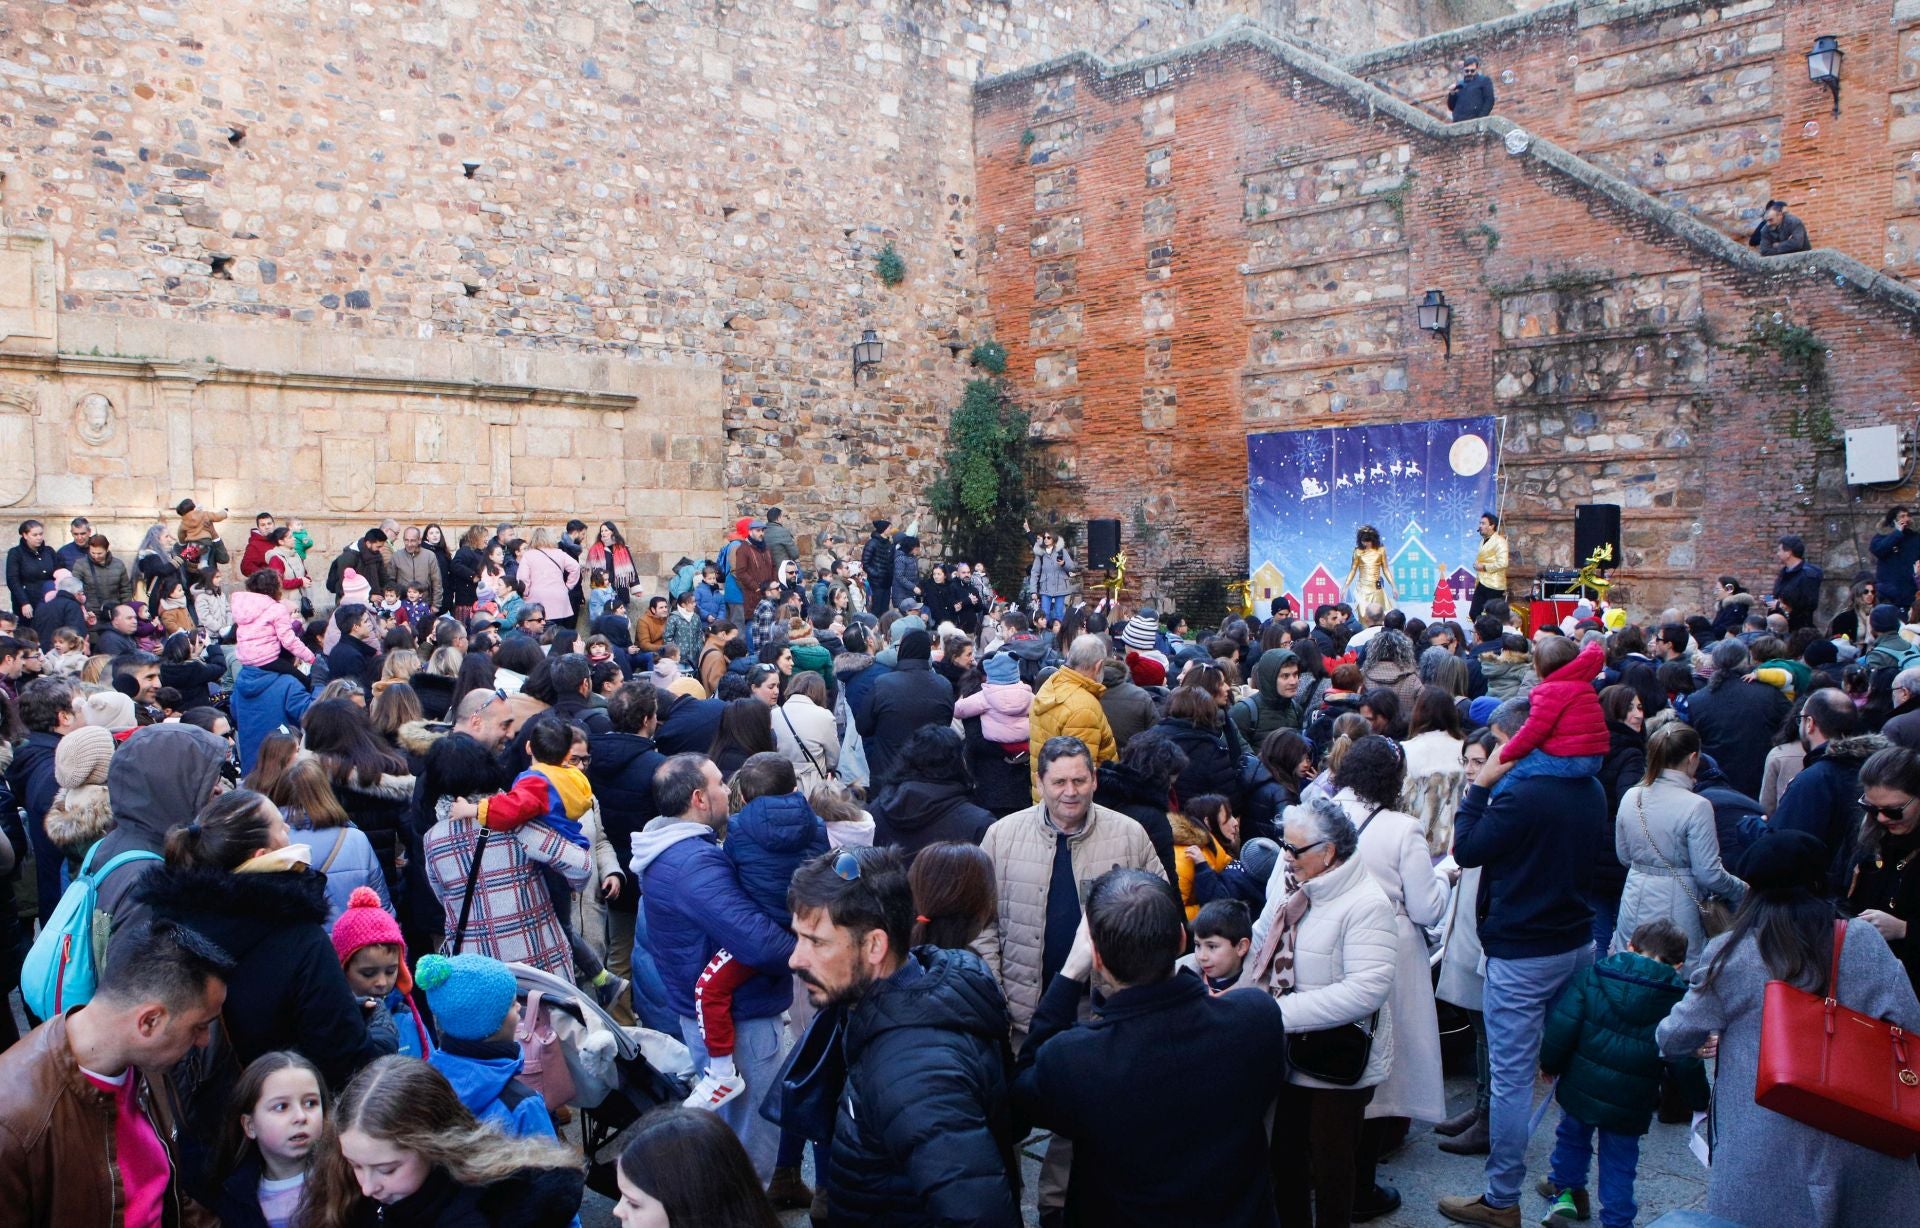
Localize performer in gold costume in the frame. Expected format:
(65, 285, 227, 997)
(1343, 524, 1395, 624)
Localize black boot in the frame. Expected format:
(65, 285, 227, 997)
(1433, 1105, 1481, 1137)
(1437, 1115, 1491, 1156)
(1351, 1183, 1402, 1222)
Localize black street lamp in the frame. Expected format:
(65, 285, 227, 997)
(1418, 289, 1453, 359)
(1807, 35, 1843, 118)
(852, 329, 884, 382)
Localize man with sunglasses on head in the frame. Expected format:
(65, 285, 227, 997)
(784, 844, 1020, 1227)
(1770, 687, 1885, 894)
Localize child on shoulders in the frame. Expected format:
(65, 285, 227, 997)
(1492, 635, 1609, 792)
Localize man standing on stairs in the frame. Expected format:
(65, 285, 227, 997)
(1448, 55, 1496, 122)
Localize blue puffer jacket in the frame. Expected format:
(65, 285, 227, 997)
(727, 792, 829, 920)
(231, 664, 315, 772)
(430, 1038, 557, 1139)
(631, 819, 799, 1021)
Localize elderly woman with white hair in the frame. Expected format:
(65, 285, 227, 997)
(1245, 793, 1399, 1227)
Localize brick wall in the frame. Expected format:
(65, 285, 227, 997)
(974, 28, 1920, 619)
(1347, 0, 1920, 282)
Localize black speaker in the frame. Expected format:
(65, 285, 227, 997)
(1086, 518, 1122, 570)
(1574, 504, 1622, 570)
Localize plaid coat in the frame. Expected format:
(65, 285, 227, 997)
(424, 797, 591, 976)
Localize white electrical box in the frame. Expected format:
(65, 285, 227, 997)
(1846, 424, 1905, 485)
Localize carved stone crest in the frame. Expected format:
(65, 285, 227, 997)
(73, 392, 115, 446)
(0, 385, 37, 507)
(321, 437, 376, 512)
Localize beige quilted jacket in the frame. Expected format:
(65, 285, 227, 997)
(974, 801, 1166, 1031)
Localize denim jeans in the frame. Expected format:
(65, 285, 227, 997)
(1490, 750, 1603, 799)
(1482, 945, 1593, 1208)
(680, 1012, 785, 1181)
(1548, 1111, 1640, 1228)
(1038, 593, 1066, 624)
(1590, 896, 1619, 963)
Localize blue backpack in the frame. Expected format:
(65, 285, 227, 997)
(21, 843, 163, 1019)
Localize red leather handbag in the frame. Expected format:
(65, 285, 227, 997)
(1754, 919, 1920, 1157)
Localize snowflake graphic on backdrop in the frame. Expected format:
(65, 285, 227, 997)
(1291, 429, 1332, 475)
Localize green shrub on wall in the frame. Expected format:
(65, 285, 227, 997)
(927, 378, 1033, 583)
(874, 243, 905, 287)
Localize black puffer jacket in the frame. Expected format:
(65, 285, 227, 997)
(1152, 716, 1246, 811)
(870, 778, 996, 859)
(858, 660, 955, 788)
(962, 715, 1033, 817)
(137, 864, 389, 1094)
(587, 730, 665, 910)
(1093, 760, 1180, 884)
(826, 947, 1019, 1227)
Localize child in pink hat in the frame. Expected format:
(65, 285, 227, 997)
(330, 886, 431, 1059)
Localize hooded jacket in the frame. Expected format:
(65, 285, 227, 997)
(955, 678, 1035, 746)
(231, 665, 317, 773)
(1707, 590, 1754, 641)
(1541, 950, 1705, 1135)
(1231, 650, 1302, 744)
(1480, 649, 1536, 700)
(1152, 715, 1246, 811)
(239, 528, 274, 577)
(32, 589, 90, 651)
(869, 778, 997, 859)
(1495, 639, 1610, 762)
(1686, 672, 1791, 800)
(93, 724, 233, 939)
(653, 691, 725, 756)
(1026, 666, 1117, 798)
(727, 791, 829, 920)
(890, 545, 922, 609)
(822, 947, 1020, 1228)
(138, 864, 388, 1094)
(630, 818, 797, 1021)
(1096, 658, 1157, 752)
(429, 1037, 556, 1139)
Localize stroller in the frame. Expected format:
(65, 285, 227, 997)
(508, 962, 695, 1197)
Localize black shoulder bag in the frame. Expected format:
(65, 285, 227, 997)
(1283, 806, 1384, 1085)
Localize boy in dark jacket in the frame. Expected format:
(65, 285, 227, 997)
(1537, 918, 1705, 1225)
(684, 752, 826, 1111)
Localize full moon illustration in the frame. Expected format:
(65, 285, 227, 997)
(1449, 433, 1489, 477)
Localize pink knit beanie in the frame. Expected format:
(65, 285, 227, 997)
(329, 886, 412, 991)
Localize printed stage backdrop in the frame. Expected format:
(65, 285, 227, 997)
(1247, 416, 1503, 622)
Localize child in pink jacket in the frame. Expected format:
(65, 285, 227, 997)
(954, 651, 1034, 750)
(231, 568, 315, 681)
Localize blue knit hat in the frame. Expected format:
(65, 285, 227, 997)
(984, 652, 1020, 685)
(415, 953, 518, 1041)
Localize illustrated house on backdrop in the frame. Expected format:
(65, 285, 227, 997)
(1448, 566, 1478, 611)
(1301, 564, 1342, 611)
(1252, 561, 1286, 603)
(1389, 518, 1439, 602)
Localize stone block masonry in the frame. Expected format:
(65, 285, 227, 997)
(1347, 0, 1920, 283)
(975, 27, 1920, 619)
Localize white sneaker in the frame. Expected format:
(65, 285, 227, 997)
(683, 1071, 747, 1111)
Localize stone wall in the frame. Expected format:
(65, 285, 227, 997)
(1346, 0, 1920, 282)
(974, 28, 1920, 618)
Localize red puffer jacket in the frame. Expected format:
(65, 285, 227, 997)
(1497, 640, 1611, 762)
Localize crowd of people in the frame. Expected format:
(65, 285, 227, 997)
(1, 501, 1919, 1228)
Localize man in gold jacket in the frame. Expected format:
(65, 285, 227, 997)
(1472, 512, 1509, 619)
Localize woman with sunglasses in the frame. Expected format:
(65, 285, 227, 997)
(1246, 794, 1397, 1228)
(1848, 744, 1920, 993)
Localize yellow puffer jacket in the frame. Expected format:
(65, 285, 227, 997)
(1170, 812, 1232, 920)
(974, 802, 1165, 1031)
(1027, 666, 1119, 798)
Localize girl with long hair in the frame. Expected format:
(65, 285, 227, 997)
(1343, 523, 1395, 624)
(612, 1107, 779, 1228)
(709, 697, 777, 781)
(213, 1050, 329, 1228)
(907, 841, 997, 951)
(267, 756, 387, 925)
(299, 1056, 583, 1227)
(585, 520, 638, 608)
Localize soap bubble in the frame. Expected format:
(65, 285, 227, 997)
(1500, 69, 1516, 85)
(1633, 345, 1647, 359)
(1504, 128, 1532, 155)
(1567, 55, 1579, 66)
(1803, 121, 1820, 138)
(1836, 275, 1848, 286)
(1771, 311, 1784, 324)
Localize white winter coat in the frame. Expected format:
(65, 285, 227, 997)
(1344, 790, 1449, 1121)
(1614, 769, 1746, 967)
(1249, 847, 1398, 1089)
(774, 693, 841, 793)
